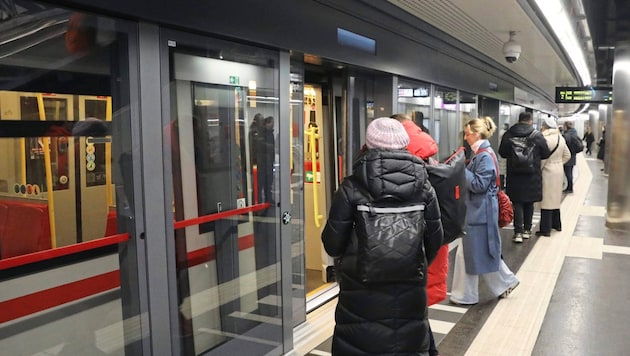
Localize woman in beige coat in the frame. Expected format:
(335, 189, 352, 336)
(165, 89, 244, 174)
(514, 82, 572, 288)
(537, 117, 571, 236)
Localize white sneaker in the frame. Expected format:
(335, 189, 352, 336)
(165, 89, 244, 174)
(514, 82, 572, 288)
(513, 233, 523, 243)
(522, 230, 531, 239)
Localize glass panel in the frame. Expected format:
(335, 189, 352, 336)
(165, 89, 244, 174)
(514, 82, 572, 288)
(434, 86, 460, 160)
(499, 103, 512, 137)
(169, 43, 283, 355)
(289, 64, 306, 325)
(397, 79, 432, 134)
(348, 76, 374, 163)
(0, 2, 142, 355)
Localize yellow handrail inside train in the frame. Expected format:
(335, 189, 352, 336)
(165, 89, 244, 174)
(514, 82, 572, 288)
(37, 93, 57, 248)
(20, 138, 26, 185)
(305, 126, 323, 228)
(105, 96, 113, 207)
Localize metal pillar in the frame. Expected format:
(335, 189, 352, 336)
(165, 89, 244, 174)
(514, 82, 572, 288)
(606, 39, 630, 230)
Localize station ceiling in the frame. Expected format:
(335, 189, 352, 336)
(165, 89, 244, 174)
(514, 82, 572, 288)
(387, 0, 620, 115)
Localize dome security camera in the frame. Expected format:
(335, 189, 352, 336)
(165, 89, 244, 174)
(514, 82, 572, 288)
(503, 31, 521, 63)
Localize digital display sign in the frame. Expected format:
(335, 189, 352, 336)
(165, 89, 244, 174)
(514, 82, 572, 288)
(555, 87, 612, 104)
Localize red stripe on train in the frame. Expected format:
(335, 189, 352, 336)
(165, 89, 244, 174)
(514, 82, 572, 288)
(0, 270, 119, 323)
(1, 234, 255, 323)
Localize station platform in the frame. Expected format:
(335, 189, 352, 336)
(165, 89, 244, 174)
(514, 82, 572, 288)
(298, 153, 628, 355)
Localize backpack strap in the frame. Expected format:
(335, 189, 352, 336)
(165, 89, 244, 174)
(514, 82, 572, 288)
(549, 135, 560, 156)
(476, 147, 500, 189)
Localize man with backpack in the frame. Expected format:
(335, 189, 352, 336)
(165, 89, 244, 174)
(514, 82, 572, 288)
(562, 121, 583, 193)
(499, 112, 551, 243)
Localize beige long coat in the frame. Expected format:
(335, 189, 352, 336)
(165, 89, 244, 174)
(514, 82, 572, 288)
(541, 128, 571, 209)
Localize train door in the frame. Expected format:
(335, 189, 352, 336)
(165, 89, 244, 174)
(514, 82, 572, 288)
(77, 95, 111, 242)
(293, 65, 391, 318)
(301, 67, 345, 301)
(163, 32, 287, 355)
(0, 91, 77, 247)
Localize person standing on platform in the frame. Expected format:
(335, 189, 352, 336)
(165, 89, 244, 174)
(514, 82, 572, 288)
(583, 127, 595, 156)
(562, 121, 582, 194)
(322, 117, 443, 355)
(450, 117, 519, 305)
(537, 117, 570, 236)
(499, 112, 551, 243)
(391, 113, 443, 356)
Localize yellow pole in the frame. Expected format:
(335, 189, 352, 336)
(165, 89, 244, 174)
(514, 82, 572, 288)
(105, 97, 113, 207)
(20, 138, 26, 185)
(306, 126, 323, 227)
(37, 94, 57, 248)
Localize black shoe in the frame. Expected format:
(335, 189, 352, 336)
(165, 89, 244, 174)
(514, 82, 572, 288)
(552, 227, 562, 232)
(535, 231, 551, 237)
(563, 189, 573, 194)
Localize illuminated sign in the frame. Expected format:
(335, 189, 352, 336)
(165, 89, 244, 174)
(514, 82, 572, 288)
(413, 87, 429, 97)
(398, 88, 413, 97)
(555, 87, 612, 104)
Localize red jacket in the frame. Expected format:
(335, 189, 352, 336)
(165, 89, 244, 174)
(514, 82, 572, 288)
(401, 119, 447, 306)
(401, 120, 438, 160)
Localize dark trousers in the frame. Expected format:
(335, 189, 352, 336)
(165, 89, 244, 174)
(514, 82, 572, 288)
(428, 322, 438, 356)
(539, 209, 562, 233)
(513, 201, 534, 233)
(564, 165, 574, 191)
(585, 142, 593, 155)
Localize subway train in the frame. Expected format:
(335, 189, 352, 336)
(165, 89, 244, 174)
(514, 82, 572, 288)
(0, 0, 591, 355)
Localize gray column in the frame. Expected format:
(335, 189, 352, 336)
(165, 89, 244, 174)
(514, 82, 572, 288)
(606, 39, 630, 230)
(588, 109, 597, 140)
(603, 105, 612, 174)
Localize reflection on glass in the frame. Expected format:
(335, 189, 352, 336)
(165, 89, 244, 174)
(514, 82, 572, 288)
(397, 80, 432, 134)
(0, 3, 140, 356)
(434, 86, 459, 160)
(289, 68, 305, 325)
(170, 48, 282, 355)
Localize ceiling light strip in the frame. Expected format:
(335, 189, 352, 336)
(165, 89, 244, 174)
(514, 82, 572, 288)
(534, 0, 591, 85)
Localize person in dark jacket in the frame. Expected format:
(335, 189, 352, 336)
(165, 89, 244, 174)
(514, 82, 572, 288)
(562, 121, 580, 193)
(583, 127, 595, 156)
(499, 112, 551, 243)
(597, 129, 606, 161)
(322, 117, 443, 356)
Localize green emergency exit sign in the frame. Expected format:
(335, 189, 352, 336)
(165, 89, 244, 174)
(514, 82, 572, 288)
(229, 76, 239, 85)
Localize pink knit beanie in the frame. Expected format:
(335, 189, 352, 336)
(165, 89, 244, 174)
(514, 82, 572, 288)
(365, 117, 410, 149)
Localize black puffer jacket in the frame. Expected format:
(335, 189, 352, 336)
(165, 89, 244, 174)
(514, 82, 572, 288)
(322, 149, 443, 355)
(498, 123, 551, 202)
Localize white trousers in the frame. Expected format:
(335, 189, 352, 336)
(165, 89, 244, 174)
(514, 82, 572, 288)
(450, 243, 519, 304)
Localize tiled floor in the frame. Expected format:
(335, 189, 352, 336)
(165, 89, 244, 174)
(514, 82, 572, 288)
(302, 154, 630, 356)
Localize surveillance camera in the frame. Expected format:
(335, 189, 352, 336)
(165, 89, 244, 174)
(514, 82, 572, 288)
(503, 31, 521, 63)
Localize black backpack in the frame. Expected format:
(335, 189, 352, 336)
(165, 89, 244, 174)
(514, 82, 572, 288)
(426, 148, 467, 245)
(565, 133, 584, 154)
(509, 131, 537, 173)
(354, 195, 426, 284)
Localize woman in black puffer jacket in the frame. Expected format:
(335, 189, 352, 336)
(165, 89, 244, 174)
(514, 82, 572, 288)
(322, 117, 443, 355)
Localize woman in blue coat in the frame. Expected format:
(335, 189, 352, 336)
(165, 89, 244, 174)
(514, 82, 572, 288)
(450, 117, 520, 305)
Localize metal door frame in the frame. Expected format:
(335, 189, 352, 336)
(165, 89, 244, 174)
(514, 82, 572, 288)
(151, 26, 294, 355)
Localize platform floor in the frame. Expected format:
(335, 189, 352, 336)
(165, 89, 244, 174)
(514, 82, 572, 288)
(302, 154, 629, 356)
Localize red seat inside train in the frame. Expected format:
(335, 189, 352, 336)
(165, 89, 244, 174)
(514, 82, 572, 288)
(0, 200, 52, 259)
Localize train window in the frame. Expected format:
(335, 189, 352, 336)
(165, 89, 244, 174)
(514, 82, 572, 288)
(0, 2, 143, 356)
(434, 86, 461, 160)
(397, 78, 432, 140)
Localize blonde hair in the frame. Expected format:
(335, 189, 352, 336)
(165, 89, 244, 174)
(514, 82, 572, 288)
(390, 113, 412, 122)
(465, 117, 496, 139)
